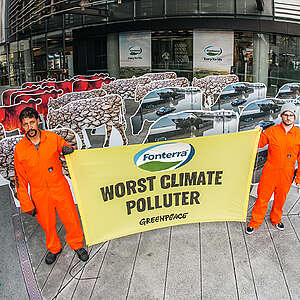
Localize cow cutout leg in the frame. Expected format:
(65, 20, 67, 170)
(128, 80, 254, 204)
(114, 123, 128, 145)
(104, 125, 112, 147)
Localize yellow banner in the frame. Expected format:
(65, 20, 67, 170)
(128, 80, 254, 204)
(66, 129, 260, 246)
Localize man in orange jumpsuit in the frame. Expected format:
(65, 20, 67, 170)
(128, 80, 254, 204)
(246, 102, 300, 234)
(14, 107, 89, 264)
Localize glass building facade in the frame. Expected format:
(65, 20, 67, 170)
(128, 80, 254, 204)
(1, 0, 300, 97)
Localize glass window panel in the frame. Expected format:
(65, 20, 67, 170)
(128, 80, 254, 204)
(269, 34, 300, 93)
(166, 0, 198, 15)
(136, 0, 164, 18)
(9, 41, 20, 86)
(65, 30, 74, 78)
(47, 31, 64, 80)
(87, 37, 107, 72)
(18, 39, 32, 83)
(200, 0, 234, 14)
(65, 14, 83, 28)
(108, 1, 134, 21)
(32, 34, 47, 81)
(47, 15, 63, 32)
(0, 45, 9, 86)
(236, 0, 273, 16)
(233, 32, 254, 82)
(152, 30, 193, 81)
(31, 20, 46, 36)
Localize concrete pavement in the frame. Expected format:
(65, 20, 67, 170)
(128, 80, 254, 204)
(1, 183, 300, 299)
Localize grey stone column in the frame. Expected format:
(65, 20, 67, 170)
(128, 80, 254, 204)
(253, 33, 269, 86)
(107, 33, 120, 78)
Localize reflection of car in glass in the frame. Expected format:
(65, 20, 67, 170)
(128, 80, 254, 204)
(231, 98, 247, 106)
(243, 117, 254, 122)
(273, 98, 287, 105)
(258, 101, 280, 113)
(156, 107, 176, 116)
(157, 89, 178, 100)
(277, 83, 300, 99)
(242, 102, 261, 115)
(233, 83, 254, 95)
(155, 137, 167, 142)
(144, 104, 155, 109)
(258, 120, 275, 131)
(221, 83, 255, 100)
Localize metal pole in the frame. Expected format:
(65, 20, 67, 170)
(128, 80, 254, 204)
(6, 42, 11, 86)
(45, 19, 49, 78)
(62, 14, 66, 79)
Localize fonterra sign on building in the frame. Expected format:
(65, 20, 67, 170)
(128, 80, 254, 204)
(128, 46, 143, 60)
(204, 46, 223, 62)
(119, 31, 151, 68)
(193, 30, 234, 72)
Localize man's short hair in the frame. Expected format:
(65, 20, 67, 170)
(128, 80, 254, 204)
(19, 107, 39, 123)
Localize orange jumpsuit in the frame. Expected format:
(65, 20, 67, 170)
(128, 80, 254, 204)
(14, 130, 83, 254)
(249, 123, 300, 229)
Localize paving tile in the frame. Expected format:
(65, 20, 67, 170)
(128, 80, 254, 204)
(0, 185, 28, 300)
(286, 186, 300, 215)
(90, 234, 140, 300)
(164, 224, 201, 300)
(41, 244, 76, 300)
(289, 215, 300, 238)
(201, 222, 238, 300)
(127, 227, 170, 300)
(12, 183, 300, 300)
(266, 216, 300, 299)
(287, 199, 300, 215)
(55, 250, 87, 300)
(227, 222, 257, 300)
(35, 226, 67, 290)
(72, 243, 109, 299)
(25, 223, 49, 271)
(244, 220, 291, 300)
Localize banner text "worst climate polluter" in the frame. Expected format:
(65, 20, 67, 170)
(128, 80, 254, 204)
(99, 171, 223, 215)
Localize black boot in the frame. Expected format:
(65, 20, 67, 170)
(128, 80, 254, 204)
(45, 249, 62, 265)
(75, 248, 89, 261)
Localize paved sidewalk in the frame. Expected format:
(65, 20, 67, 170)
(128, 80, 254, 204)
(0, 185, 28, 300)
(1, 183, 300, 299)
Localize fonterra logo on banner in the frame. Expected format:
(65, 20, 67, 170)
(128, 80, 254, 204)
(134, 143, 195, 172)
(128, 46, 143, 60)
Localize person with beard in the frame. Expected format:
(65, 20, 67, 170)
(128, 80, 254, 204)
(14, 107, 89, 264)
(246, 103, 300, 234)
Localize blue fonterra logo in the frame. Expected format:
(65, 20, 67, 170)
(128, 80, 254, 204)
(134, 143, 195, 172)
(129, 46, 143, 56)
(204, 46, 223, 56)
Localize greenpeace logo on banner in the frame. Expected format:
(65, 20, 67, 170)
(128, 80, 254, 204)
(128, 46, 143, 60)
(204, 46, 223, 62)
(134, 143, 195, 172)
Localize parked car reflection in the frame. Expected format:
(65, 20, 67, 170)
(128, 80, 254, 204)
(156, 106, 176, 116)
